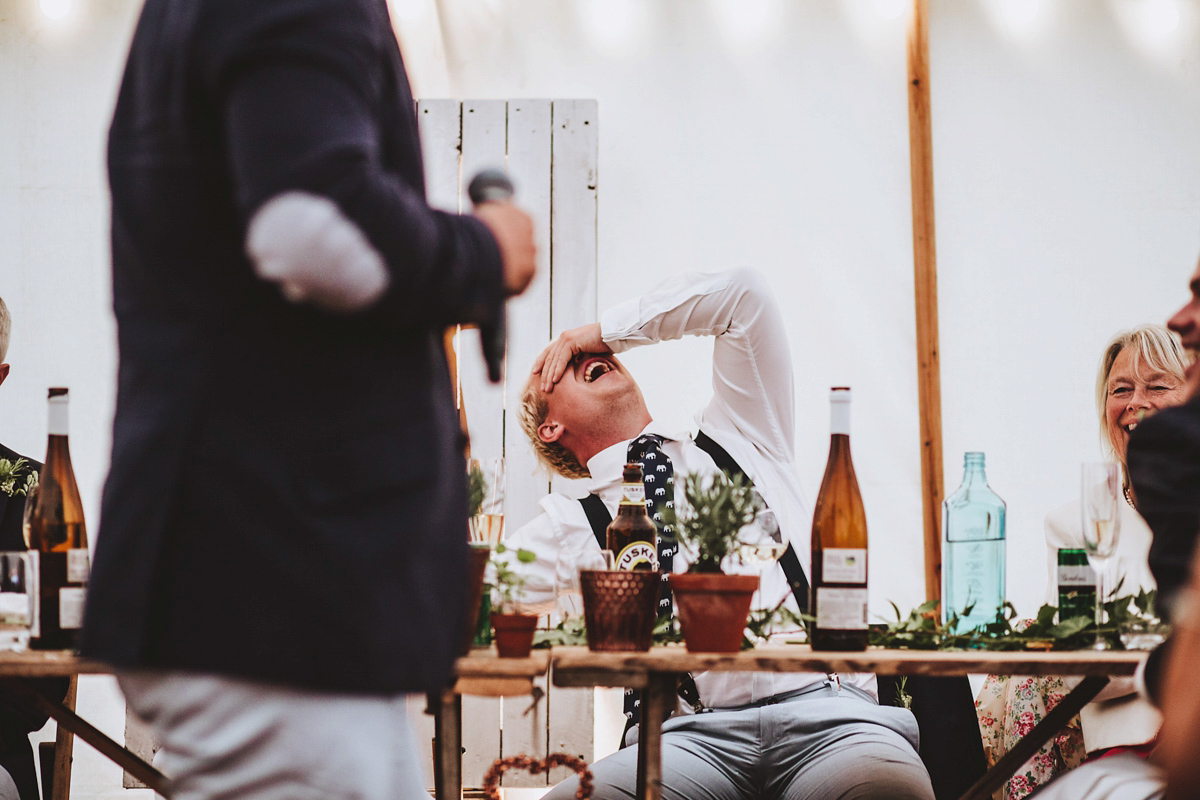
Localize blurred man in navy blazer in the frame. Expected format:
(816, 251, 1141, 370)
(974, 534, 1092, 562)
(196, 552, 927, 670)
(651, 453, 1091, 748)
(0, 297, 67, 800)
(81, 2, 536, 798)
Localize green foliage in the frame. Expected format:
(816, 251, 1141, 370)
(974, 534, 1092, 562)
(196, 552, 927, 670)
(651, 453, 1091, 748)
(742, 604, 807, 650)
(869, 587, 1162, 651)
(490, 542, 537, 613)
(467, 461, 487, 519)
(0, 459, 37, 498)
(533, 613, 685, 649)
(676, 472, 762, 573)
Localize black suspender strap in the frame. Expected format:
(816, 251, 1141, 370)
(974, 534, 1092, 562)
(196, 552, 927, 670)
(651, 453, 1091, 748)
(693, 431, 810, 613)
(580, 493, 612, 550)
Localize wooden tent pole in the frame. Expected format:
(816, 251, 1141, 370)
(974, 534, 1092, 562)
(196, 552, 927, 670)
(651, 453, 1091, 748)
(907, 0, 945, 604)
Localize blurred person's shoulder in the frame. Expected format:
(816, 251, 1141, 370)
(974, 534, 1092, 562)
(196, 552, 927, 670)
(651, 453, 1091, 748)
(1130, 396, 1200, 460)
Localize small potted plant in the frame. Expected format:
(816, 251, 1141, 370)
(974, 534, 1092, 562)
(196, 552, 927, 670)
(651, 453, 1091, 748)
(668, 472, 763, 652)
(489, 543, 540, 658)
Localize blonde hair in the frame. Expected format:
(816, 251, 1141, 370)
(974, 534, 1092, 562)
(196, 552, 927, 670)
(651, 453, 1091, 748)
(0, 296, 9, 363)
(1096, 324, 1189, 460)
(517, 376, 590, 480)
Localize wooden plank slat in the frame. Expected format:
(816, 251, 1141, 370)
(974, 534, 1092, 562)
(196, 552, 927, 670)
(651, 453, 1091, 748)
(549, 99, 598, 501)
(545, 680, 593, 784)
(503, 98, 553, 532)
(906, 0, 945, 604)
(499, 673, 548, 788)
(417, 99, 463, 214)
(549, 99, 598, 338)
(455, 649, 550, 678)
(549, 646, 1144, 680)
(458, 100, 508, 470)
(122, 704, 157, 789)
(0, 652, 107, 676)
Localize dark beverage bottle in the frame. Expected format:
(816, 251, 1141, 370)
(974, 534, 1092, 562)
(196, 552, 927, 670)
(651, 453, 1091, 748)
(607, 464, 658, 570)
(1057, 548, 1096, 622)
(27, 388, 89, 650)
(810, 387, 869, 651)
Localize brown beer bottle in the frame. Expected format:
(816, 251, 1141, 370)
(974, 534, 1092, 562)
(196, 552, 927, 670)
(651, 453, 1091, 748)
(606, 464, 658, 570)
(27, 388, 89, 650)
(810, 387, 868, 651)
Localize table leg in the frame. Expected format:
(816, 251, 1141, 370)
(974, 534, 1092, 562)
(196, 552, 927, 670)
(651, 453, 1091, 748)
(636, 674, 676, 800)
(958, 675, 1109, 800)
(51, 676, 75, 800)
(430, 689, 462, 800)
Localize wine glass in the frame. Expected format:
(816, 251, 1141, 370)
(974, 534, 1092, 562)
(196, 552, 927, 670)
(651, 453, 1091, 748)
(468, 457, 505, 544)
(737, 509, 786, 566)
(1080, 462, 1121, 650)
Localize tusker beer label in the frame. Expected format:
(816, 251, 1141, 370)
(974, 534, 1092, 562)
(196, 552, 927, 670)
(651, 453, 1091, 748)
(615, 541, 658, 571)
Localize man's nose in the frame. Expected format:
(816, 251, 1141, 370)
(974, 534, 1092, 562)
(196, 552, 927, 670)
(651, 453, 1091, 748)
(1167, 304, 1193, 335)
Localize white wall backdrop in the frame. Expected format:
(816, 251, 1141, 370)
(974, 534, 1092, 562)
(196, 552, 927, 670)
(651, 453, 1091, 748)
(1, 0, 1199, 796)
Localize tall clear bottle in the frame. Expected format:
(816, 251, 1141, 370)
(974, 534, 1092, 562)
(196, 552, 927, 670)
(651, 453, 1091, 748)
(942, 452, 1006, 632)
(27, 388, 89, 650)
(810, 387, 868, 651)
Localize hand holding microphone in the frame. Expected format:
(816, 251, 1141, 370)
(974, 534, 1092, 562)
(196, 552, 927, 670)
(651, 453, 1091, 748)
(470, 169, 536, 382)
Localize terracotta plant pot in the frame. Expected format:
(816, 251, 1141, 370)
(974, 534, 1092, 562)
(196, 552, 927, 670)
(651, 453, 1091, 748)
(460, 545, 491, 656)
(580, 569, 661, 652)
(491, 612, 539, 658)
(668, 572, 760, 653)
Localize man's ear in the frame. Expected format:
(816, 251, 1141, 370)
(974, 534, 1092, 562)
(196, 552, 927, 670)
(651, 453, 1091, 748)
(537, 419, 564, 444)
(0, 364, 9, 388)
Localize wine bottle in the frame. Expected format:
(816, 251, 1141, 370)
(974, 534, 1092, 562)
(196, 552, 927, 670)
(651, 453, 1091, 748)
(810, 387, 868, 651)
(942, 452, 1006, 632)
(607, 464, 658, 571)
(27, 388, 89, 650)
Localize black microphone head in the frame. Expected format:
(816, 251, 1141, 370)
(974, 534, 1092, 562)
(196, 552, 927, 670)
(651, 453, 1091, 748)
(468, 169, 515, 206)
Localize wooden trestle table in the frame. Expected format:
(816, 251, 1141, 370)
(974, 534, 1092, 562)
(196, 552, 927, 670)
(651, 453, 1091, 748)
(549, 645, 1147, 800)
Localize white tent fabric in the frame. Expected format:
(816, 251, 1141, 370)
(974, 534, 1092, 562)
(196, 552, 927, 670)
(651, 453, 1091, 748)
(3, 0, 1200, 624)
(1, 3, 1199, 794)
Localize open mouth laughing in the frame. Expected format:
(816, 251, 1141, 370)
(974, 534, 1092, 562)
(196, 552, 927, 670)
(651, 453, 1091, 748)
(579, 355, 616, 383)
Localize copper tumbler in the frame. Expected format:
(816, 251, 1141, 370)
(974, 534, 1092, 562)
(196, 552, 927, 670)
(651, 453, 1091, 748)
(580, 569, 661, 652)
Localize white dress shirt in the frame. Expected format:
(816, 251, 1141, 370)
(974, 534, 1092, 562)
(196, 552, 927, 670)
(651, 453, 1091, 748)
(1044, 498, 1160, 751)
(507, 268, 874, 710)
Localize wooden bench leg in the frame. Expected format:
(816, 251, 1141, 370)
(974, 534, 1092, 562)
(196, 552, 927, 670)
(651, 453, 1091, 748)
(50, 677, 75, 800)
(429, 689, 462, 800)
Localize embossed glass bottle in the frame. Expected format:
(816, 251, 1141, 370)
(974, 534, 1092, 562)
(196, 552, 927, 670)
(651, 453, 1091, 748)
(942, 452, 1006, 633)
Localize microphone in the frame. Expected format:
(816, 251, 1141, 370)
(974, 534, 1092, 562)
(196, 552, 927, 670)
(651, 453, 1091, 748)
(468, 169, 514, 385)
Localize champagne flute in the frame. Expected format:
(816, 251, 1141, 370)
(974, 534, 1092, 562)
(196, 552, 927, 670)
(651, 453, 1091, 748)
(1081, 462, 1121, 650)
(469, 457, 506, 544)
(737, 509, 786, 565)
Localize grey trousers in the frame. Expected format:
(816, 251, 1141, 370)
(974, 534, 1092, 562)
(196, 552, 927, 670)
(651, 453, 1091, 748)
(545, 684, 934, 800)
(119, 671, 430, 800)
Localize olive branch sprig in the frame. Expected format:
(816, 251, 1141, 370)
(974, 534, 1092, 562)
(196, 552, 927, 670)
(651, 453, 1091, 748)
(0, 459, 38, 499)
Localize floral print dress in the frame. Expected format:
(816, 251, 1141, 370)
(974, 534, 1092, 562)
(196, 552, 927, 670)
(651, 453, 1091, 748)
(976, 674, 1086, 800)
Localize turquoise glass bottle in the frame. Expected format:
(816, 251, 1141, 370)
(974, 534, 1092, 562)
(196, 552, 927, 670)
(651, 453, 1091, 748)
(942, 452, 1006, 632)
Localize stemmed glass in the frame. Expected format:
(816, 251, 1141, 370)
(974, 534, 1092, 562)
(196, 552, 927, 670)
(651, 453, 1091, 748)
(469, 457, 505, 545)
(1080, 462, 1121, 650)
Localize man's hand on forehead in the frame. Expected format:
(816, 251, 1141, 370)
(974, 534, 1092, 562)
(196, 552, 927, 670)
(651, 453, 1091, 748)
(531, 322, 609, 392)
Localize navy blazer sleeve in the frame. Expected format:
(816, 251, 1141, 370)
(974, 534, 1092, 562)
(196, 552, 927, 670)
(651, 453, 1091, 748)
(196, 0, 504, 328)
